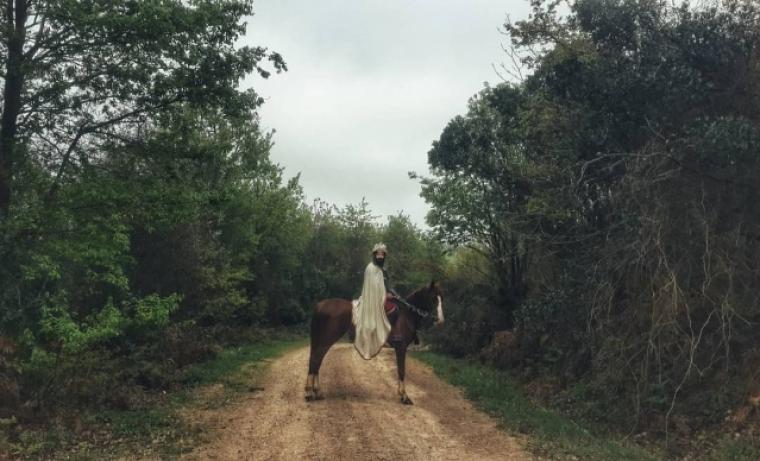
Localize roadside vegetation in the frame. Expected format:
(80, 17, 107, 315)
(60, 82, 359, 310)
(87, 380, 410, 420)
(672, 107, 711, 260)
(2, 332, 304, 459)
(417, 350, 760, 460)
(1, 1, 759, 459)
(419, 1, 760, 458)
(416, 351, 658, 461)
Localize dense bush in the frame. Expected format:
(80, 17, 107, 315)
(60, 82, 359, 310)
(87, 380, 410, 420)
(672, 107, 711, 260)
(427, 248, 509, 357)
(421, 0, 760, 441)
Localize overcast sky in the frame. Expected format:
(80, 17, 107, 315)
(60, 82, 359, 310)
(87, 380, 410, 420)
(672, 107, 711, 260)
(242, 1, 531, 228)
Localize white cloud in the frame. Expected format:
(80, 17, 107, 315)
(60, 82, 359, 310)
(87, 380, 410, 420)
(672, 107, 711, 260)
(241, 0, 531, 226)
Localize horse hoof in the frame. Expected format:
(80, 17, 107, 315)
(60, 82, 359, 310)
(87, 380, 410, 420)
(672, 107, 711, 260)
(401, 396, 413, 405)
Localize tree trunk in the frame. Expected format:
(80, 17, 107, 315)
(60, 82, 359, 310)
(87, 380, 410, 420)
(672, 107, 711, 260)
(0, 0, 27, 216)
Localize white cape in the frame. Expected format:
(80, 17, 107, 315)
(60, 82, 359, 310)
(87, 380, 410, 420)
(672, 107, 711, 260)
(352, 262, 391, 359)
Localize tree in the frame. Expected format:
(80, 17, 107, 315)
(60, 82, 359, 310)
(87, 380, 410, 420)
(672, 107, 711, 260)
(425, 0, 760, 433)
(337, 198, 379, 295)
(417, 84, 538, 318)
(379, 213, 445, 294)
(0, 0, 285, 216)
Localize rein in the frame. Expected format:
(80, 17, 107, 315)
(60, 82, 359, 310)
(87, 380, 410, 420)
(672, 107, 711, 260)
(395, 294, 435, 318)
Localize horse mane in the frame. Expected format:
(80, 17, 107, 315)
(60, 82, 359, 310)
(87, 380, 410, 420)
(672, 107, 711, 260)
(403, 285, 435, 313)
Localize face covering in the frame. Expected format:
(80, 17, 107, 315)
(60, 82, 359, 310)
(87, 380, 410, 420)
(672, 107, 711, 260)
(373, 255, 385, 267)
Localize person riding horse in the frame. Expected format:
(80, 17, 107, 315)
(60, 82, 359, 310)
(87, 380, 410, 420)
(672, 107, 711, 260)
(352, 243, 419, 359)
(306, 246, 444, 403)
(352, 243, 393, 359)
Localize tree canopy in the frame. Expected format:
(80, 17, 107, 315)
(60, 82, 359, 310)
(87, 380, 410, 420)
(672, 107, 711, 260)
(422, 0, 760, 436)
(0, 0, 285, 216)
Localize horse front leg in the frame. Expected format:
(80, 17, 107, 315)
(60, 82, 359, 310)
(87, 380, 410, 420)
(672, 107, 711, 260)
(305, 373, 316, 401)
(394, 342, 413, 405)
(305, 374, 322, 401)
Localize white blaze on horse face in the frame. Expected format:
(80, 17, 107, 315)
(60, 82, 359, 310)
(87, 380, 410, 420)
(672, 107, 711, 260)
(436, 296, 444, 324)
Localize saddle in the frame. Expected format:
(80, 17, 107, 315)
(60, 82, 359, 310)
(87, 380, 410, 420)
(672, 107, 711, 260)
(384, 293, 398, 314)
(383, 293, 419, 345)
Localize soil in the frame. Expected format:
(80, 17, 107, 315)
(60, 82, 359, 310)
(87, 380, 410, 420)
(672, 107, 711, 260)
(181, 343, 534, 460)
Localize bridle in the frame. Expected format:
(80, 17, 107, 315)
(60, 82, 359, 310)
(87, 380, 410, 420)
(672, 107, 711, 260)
(396, 293, 438, 319)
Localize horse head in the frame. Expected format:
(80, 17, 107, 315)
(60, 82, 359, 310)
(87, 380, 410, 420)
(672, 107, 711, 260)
(408, 279, 444, 326)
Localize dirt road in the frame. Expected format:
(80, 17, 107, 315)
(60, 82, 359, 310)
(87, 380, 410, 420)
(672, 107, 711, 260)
(183, 343, 533, 460)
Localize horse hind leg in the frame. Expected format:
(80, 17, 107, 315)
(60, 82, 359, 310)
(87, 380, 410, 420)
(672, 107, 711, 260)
(305, 301, 351, 402)
(306, 341, 333, 401)
(395, 343, 413, 405)
(306, 309, 326, 402)
(306, 347, 328, 401)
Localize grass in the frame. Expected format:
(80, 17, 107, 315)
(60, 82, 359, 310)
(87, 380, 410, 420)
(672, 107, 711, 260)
(414, 351, 659, 461)
(183, 339, 303, 388)
(710, 438, 760, 461)
(3, 336, 306, 460)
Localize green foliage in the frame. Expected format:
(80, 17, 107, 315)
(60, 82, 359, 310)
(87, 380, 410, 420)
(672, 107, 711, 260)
(422, 0, 760, 446)
(132, 294, 180, 330)
(0, 0, 287, 216)
(181, 337, 307, 391)
(0, 0, 316, 435)
(380, 213, 445, 294)
(426, 247, 507, 356)
(710, 438, 760, 461)
(40, 302, 122, 354)
(418, 83, 558, 322)
(416, 351, 657, 460)
(296, 201, 443, 317)
(5, 335, 304, 459)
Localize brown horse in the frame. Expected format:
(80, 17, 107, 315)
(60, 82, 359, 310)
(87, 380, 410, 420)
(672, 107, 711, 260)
(305, 280, 444, 404)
